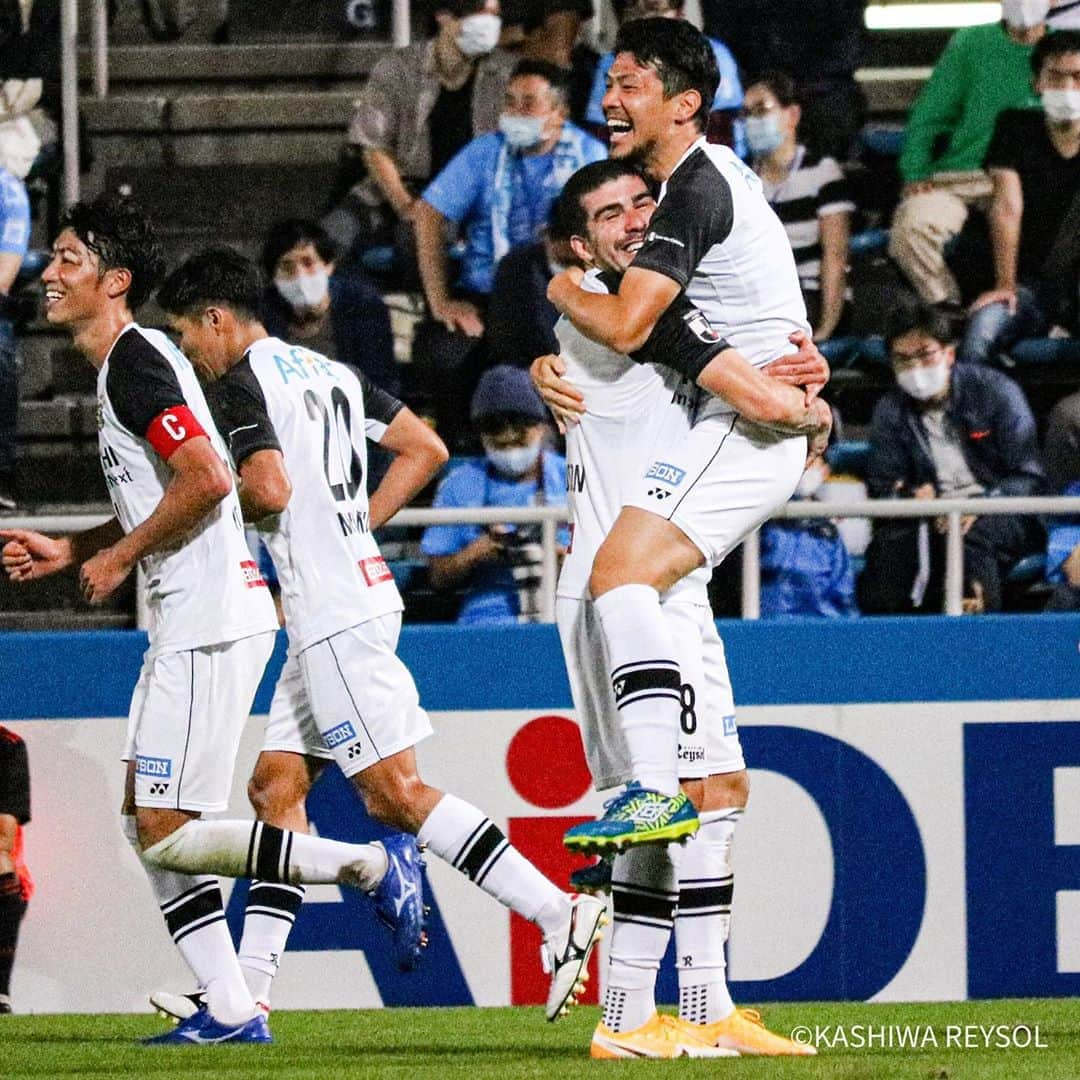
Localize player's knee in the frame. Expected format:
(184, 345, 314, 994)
(248, 765, 307, 825)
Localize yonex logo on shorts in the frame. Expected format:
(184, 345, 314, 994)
(324, 720, 357, 748)
(645, 462, 686, 486)
(136, 755, 172, 778)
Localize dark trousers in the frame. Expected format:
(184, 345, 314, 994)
(0, 317, 17, 485)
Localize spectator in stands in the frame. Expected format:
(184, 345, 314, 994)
(859, 303, 1044, 615)
(958, 32, 1080, 366)
(1039, 388, 1080, 609)
(323, 0, 516, 268)
(889, 2, 1047, 307)
(583, 0, 744, 153)
(260, 218, 401, 396)
(744, 71, 854, 344)
(503, 0, 594, 69)
(702, 0, 867, 161)
(411, 60, 603, 447)
(0, 160, 29, 511)
(0, 724, 32, 1014)
(421, 365, 568, 624)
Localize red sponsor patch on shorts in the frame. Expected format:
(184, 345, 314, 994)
(240, 559, 267, 589)
(145, 405, 207, 460)
(359, 555, 393, 586)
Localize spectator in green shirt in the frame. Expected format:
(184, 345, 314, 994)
(889, 4, 1047, 306)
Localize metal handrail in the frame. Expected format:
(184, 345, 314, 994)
(6, 495, 1080, 623)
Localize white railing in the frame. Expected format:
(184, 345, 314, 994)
(7, 495, 1080, 626)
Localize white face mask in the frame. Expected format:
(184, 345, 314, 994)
(1001, 0, 1049, 28)
(896, 362, 950, 402)
(455, 12, 501, 57)
(275, 268, 330, 311)
(795, 462, 827, 500)
(1043, 88, 1080, 123)
(484, 441, 541, 477)
(499, 112, 547, 151)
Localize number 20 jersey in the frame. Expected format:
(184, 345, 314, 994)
(207, 337, 403, 653)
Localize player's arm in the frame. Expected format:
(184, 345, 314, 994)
(0, 516, 124, 582)
(235, 450, 291, 522)
(368, 406, 448, 530)
(0, 813, 15, 876)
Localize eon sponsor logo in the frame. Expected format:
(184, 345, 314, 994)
(644, 461, 686, 486)
(136, 755, 172, 778)
(324, 720, 357, 748)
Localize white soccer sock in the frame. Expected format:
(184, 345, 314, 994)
(417, 793, 568, 936)
(675, 808, 741, 1024)
(604, 843, 680, 1032)
(141, 819, 388, 891)
(595, 584, 681, 796)
(238, 881, 306, 1007)
(122, 816, 255, 1026)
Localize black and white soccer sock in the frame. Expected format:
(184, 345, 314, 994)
(140, 819, 387, 891)
(0, 872, 26, 1000)
(122, 815, 255, 1026)
(238, 881, 305, 1007)
(603, 843, 680, 1032)
(595, 585, 682, 796)
(417, 793, 567, 936)
(675, 808, 741, 1024)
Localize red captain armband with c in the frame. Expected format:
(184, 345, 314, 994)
(145, 405, 208, 460)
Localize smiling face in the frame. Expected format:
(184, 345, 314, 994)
(601, 52, 672, 163)
(41, 229, 125, 329)
(570, 174, 657, 274)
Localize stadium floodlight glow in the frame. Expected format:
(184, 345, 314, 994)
(866, 3, 1002, 30)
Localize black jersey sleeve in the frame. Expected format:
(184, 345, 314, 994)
(0, 728, 30, 825)
(357, 369, 404, 441)
(106, 327, 188, 437)
(630, 294, 733, 382)
(631, 148, 735, 288)
(205, 356, 282, 467)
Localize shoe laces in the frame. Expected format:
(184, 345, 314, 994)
(735, 1008, 764, 1028)
(600, 781, 642, 814)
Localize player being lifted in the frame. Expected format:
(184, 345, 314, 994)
(0, 197, 427, 1045)
(539, 161, 818, 1057)
(152, 247, 606, 1024)
(544, 18, 831, 852)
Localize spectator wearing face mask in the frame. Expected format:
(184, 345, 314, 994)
(958, 31, 1080, 364)
(743, 71, 854, 344)
(260, 217, 401, 396)
(858, 302, 1044, 615)
(420, 364, 569, 624)
(889, 1, 1047, 307)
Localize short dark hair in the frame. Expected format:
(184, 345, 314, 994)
(260, 218, 337, 279)
(611, 0, 681, 24)
(746, 69, 798, 108)
(551, 159, 653, 241)
(510, 59, 572, 111)
(1032, 30, 1080, 77)
(58, 194, 165, 311)
(613, 17, 719, 129)
(425, 0, 490, 34)
(157, 247, 264, 322)
(884, 301, 954, 352)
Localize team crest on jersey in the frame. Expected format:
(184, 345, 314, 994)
(683, 309, 721, 344)
(359, 555, 393, 586)
(645, 461, 686, 486)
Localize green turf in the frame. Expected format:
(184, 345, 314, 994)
(1, 999, 1077, 1079)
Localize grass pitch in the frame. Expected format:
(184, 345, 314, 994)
(1, 998, 1077, 1080)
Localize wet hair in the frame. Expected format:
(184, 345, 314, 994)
(58, 194, 165, 311)
(157, 247, 264, 322)
(884, 301, 954, 351)
(510, 58, 572, 111)
(613, 16, 719, 130)
(1031, 29, 1080, 77)
(260, 218, 337, 279)
(551, 159, 654, 241)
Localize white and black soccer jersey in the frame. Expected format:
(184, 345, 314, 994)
(206, 337, 404, 652)
(97, 325, 277, 655)
(633, 137, 810, 374)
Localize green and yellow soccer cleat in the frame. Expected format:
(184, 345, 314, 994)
(563, 782, 699, 855)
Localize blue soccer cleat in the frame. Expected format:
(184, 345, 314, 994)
(142, 1009, 272, 1045)
(369, 834, 429, 972)
(563, 781, 699, 855)
(569, 853, 614, 895)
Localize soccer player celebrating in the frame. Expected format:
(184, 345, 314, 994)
(545, 18, 830, 851)
(154, 247, 606, 1024)
(0, 197, 427, 1045)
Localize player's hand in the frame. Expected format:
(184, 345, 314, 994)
(530, 352, 585, 434)
(546, 266, 586, 313)
(763, 331, 830, 403)
(432, 298, 485, 338)
(0, 528, 72, 581)
(804, 397, 833, 465)
(78, 544, 135, 605)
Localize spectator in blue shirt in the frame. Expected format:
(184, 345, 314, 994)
(584, 0, 744, 155)
(421, 365, 568, 624)
(0, 166, 29, 510)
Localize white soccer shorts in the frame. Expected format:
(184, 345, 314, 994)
(124, 631, 275, 813)
(625, 411, 807, 567)
(265, 613, 433, 778)
(556, 594, 745, 792)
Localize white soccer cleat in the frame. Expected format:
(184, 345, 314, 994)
(149, 989, 206, 1024)
(541, 893, 607, 1022)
